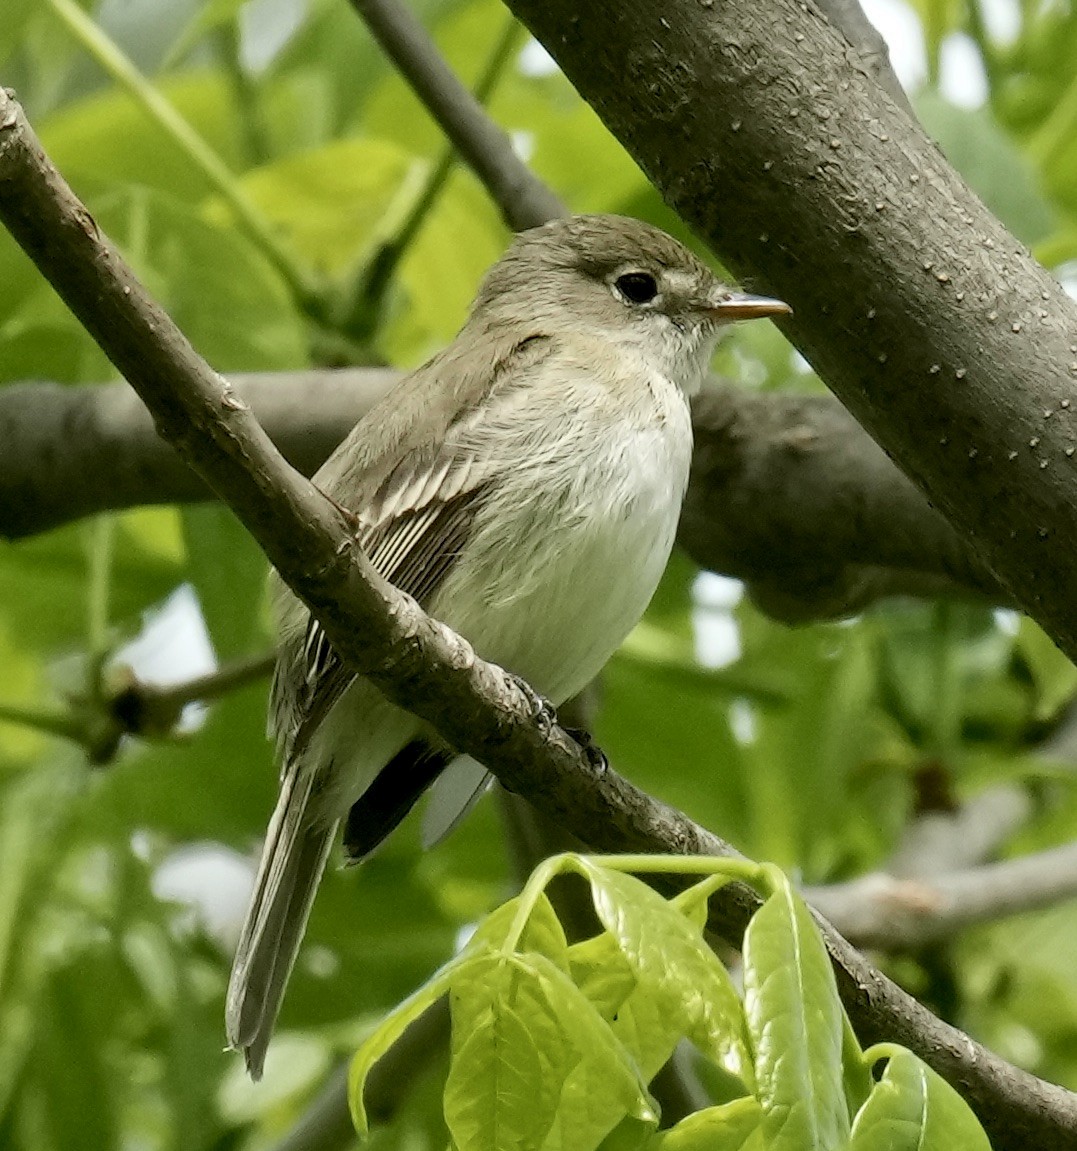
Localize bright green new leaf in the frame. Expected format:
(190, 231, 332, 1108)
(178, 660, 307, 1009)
(462, 891, 568, 967)
(445, 952, 572, 1151)
(349, 947, 480, 1132)
(577, 862, 751, 1084)
(743, 878, 849, 1151)
(652, 1097, 763, 1151)
(567, 930, 638, 1022)
(850, 1045, 991, 1150)
(530, 952, 656, 1151)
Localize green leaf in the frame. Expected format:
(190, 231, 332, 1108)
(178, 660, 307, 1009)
(223, 137, 418, 277)
(39, 73, 245, 202)
(531, 953, 656, 1151)
(578, 862, 751, 1084)
(742, 879, 849, 1151)
(0, 761, 84, 1120)
(92, 185, 308, 372)
(567, 931, 638, 1022)
(349, 948, 477, 1132)
(386, 168, 505, 363)
(850, 1046, 991, 1150)
(445, 952, 571, 1151)
(464, 891, 568, 968)
(595, 655, 749, 850)
(1015, 617, 1077, 722)
(652, 1097, 763, 1151)
(0, 0, 37, 69)
(516, 891, 571, 971)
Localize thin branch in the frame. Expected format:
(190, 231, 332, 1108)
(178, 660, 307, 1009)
(107, 651, 275, 743)
(0, 651, 276, 762)
(885, 785, 1033, 879)
(214, 21, 272, 168)
(0, 88, 1073, 1149)
(806, 838, 1077, 950)
(347, 0, 565, 230)
(340, 14, 527, 337)
(0, 374, 1009, 618)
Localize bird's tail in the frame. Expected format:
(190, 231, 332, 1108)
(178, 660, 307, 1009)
(226, 763, 337, 1079)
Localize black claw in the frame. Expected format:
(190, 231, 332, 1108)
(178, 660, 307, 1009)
(511, 674, 557, 733)
(564, 726, 609, 774)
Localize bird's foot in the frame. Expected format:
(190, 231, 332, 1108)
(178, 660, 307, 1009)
(511, 674, 558, 735)
(564, 726, 609, 774)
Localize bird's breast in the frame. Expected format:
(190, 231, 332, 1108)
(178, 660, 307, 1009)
(431, 381, 693, 704)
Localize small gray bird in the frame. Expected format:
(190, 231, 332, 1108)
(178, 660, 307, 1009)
(226, 214, 789, 1076)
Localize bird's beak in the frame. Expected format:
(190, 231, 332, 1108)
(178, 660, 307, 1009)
(709, 293, 792, 321)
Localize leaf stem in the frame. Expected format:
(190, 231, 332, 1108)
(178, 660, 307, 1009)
(45, 0, 323, 314)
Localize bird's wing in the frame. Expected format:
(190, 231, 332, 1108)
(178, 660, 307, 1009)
(276, 445, 492, 761)
(270, 331, 554, 764)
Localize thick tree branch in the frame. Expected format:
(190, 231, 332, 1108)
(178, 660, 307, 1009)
(0, 372, 396, 537)
(0, 374, 1007, 617)
(0, 89, 1073, 1151)
(504, 0, 1077, 668)
(683, 386, 1005, 619)
(347, 0, 564, 230)
(809, 0, 912, 113)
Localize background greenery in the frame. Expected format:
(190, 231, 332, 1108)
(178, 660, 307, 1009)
(1, 0, 1076, 1147)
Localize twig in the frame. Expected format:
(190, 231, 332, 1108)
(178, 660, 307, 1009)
(0, 88, 1073, 1149)
(108, 650, 276, 741)
(885, 785, 1032, 879)
(806, 838, 1077, 950)
(340, 14, 527, 337)
(0, 651, 275, 762)
(347, 0, 565, 230)
(214, 21, 272, 167)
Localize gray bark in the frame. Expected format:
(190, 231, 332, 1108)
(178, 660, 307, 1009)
(503, 0, 1077, 665)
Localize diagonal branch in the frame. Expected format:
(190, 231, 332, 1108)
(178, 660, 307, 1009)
(1, 88, 1074, 1150)
(347, 0, 565, 230)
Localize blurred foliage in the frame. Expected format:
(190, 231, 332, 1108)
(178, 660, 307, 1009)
(0, 0, 1075, 1147)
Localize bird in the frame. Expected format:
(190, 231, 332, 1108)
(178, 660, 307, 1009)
(226, 213, 790, 1076)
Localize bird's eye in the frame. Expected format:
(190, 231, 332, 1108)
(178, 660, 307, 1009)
(615, 271, 659, 305)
